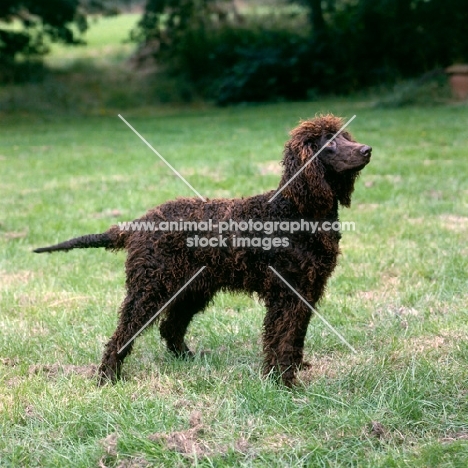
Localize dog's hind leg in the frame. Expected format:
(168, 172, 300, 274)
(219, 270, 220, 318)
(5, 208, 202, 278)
(159, 292, 212, 358)
(97, 294, 137, 384)
(97, 291, 162, 385)
(98, 257, 209, 384)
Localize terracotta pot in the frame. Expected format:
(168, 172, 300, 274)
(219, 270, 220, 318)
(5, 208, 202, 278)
(446, 64, 468, 100)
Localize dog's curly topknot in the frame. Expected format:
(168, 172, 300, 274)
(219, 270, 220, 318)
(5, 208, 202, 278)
(288, 114, 350, 153)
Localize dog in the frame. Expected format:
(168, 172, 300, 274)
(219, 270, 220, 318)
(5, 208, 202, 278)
(34, 114, 371, 386)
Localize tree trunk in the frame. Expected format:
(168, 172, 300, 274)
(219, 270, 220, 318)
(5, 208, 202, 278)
(309, 0, 326, 35)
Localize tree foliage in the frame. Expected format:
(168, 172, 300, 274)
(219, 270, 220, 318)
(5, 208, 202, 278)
(130, 0, 237, 63)
(131, 0, 468, 103)
(0, 0, 118, 64)
(315, 0, 468, 90)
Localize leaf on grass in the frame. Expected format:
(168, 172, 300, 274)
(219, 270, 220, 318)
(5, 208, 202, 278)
(148, 411, 208, 457)
(370, 421, 386, 438)
(100, 433, 118, 456)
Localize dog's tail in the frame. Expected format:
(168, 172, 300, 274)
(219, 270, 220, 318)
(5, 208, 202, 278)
(33, 232, 116, 254)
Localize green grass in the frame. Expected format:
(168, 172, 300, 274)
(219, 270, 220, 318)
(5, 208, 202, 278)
(1, 14, 468, 468)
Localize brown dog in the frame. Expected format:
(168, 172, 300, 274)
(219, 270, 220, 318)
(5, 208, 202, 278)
(35, 115, 371, 386)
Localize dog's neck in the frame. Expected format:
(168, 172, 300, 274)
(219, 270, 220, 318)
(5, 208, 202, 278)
(272, 190, 339, 220)
(276, 174, 357, 219)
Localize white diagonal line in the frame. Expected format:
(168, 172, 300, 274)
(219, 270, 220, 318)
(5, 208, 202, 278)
(268, 266, 357, 353)
(118, 114, 206, 202)
(118, 266, 206, 355)
(268, 115, 356, 203)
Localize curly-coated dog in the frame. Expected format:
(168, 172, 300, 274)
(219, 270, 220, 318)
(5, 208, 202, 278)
(34, 114, 371, 386)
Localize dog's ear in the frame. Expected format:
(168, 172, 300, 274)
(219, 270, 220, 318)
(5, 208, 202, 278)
(280, 142, 334, 216)
(331, 171, 359, 208)
(305, 157, 335, 215)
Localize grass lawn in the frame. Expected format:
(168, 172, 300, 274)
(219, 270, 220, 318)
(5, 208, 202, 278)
(1, 14, 468, 468)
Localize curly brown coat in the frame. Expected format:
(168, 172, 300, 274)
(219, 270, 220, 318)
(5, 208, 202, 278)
(34, 114, 372, 386)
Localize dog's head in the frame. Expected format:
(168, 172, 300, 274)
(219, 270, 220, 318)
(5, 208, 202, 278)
(280, 114, 371, 216)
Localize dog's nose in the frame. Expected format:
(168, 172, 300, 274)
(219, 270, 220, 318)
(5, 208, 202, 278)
(360, 145, 372, 158)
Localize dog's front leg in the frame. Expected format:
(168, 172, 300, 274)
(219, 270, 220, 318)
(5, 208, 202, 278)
(262, 295, 312, 387)
(159, 293, 212, 358)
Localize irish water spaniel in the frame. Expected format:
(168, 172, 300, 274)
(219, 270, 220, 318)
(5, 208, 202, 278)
(34, 114, 372, 386)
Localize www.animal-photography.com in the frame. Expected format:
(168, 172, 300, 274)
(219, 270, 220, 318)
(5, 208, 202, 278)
(1, 1, 467, 466)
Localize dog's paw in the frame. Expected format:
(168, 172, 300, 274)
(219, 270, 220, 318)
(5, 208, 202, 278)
(281, 372, 298, 388)
(178, 349, 195, 360)
(168, 343, 195, 359)
(263, 364, 298, 388)
(97, 365, 118, 387)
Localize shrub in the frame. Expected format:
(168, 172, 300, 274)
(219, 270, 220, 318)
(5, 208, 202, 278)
(132, 0, 468, 104)
(132, 2, 312, 104)
(177, 25, 311, 104)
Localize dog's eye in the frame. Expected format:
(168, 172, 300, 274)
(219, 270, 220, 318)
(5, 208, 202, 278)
(325, 139, 336, 148)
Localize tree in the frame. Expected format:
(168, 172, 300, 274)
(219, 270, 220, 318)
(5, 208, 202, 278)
(130, 0, 235, 60)
(308, 0, 326, 35)
(0, 1, 117, 64)
(131, 0, 468, 103)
